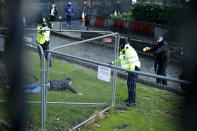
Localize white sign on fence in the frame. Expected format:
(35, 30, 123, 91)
(98, 65, 111, 82)
(0, 37, 5, 52)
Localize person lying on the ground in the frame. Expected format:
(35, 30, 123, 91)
(24, 78, 83, 95)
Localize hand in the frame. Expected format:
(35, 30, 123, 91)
(78, 92, 83, 96)
(143, 47, 150, 52)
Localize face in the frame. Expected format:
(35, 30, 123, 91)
(157, 37, 163, 43)
(68, 81, 72, 86)
(52, 4, 55, 8)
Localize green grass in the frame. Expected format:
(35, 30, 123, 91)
(0, 52, 183, 130)
(85, 84, 182, 131)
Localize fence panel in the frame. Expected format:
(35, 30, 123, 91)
(46, 50, 189, 131)
(44, 31, 119, 130)
(45, 52, 115, 130)
(51, 31, 119, 64)
(21, 27, 188, 130)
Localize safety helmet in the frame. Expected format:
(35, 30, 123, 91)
(68, 2, 71, 5)
(119, 37, 128, 51)
(41, 17, 47, 27)
(120, 37, 128, 45)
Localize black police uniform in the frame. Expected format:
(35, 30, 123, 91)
(149, 40, 169, 85)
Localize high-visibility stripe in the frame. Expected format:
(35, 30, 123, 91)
(120, 56, 138, 61)
(121, 60, 139, 66)
(37, 36, 48, 39)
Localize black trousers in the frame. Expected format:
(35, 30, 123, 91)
(49, 15, 56, 22)
(127, 66, 140, 104)
(156, 61, 167, 85)
(37, 41, 52, 65)
(67, 16, 72, 25)
(39, 41, 49, 60)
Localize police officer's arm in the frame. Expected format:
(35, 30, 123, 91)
(150, 44, 168, 54)
(147, 44, 159, 52)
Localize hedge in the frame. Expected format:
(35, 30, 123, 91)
(110, 12, 133, 21)
(132, 3, 189, 26)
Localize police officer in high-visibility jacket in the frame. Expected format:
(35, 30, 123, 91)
(113, 37, 141, 106)
(37, 17, 50, 61)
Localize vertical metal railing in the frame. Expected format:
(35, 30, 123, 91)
(25, 42, 46, 131)
(112, 34, 120, 106)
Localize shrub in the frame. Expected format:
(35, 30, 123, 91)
(132, 3, 189, 26)
(110, 12, 133, 21)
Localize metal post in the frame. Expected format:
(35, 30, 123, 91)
(46, 51, 51, 84)
(39, 45, 46, 131)
(112, 34, 119, 106)
(60, 22, 62, 30)
(44, 51, 52, 130)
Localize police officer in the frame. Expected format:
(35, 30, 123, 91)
(36, 17, 50, 62)
(113, 37, 141, 106)
(143, 36, 169, 85)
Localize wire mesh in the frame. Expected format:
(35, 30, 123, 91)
(46, 49, 188, 130)
(45, 52, 114, 130)
(51, 31, 117, 64)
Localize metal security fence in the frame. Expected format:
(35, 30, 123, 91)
(44, 32, 120, 130)
(45, 49, 189, 130)
(49, 29, 116, 64)
(45, 52, 114, 130)
(1, 28, 189, 130)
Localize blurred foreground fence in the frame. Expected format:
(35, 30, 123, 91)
(0, 31, 46, 130)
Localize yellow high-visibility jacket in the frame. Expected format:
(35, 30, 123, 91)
(116, 44, 141, 71)
(36, 25, 50, 44)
